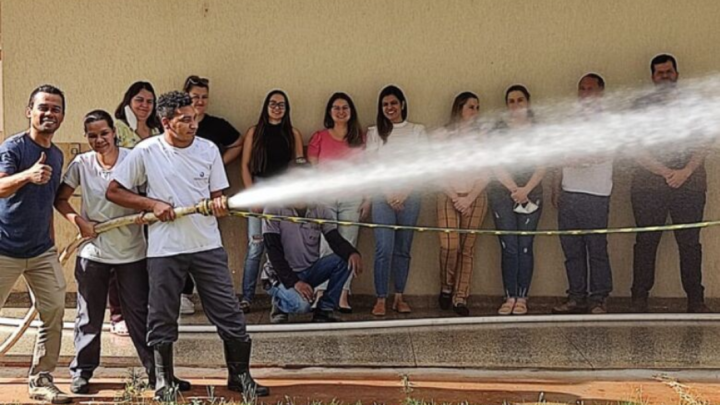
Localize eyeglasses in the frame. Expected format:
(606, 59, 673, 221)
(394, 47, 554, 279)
(185, 76, 209, 87)
(331, 106, 350, 112)
(268, 102, 286, 111)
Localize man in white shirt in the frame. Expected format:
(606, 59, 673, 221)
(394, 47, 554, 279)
(106, 91, 268, 399)
(552, 73, 613, 315)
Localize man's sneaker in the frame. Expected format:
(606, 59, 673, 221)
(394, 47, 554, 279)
(29, 374, 71, 404)
(630, 297, 649, 313)
(688, 302, 712, 313)
(552, 299, 587, 314)
(589, 301, 607, 315)
(239, 300, 251, 314)
(270, 305, 288, 324)
(110, 320, 129, 336)
(180, 294, 196, 315)
(70, 376, 89, 394)
(312, 309, 339, 323)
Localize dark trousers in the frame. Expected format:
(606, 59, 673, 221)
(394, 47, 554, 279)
(631, 185, 706, 303)
(70, 258, 153, 379)
(558, 191, 613, 303)
(107, 272, 123, 323)
(488, 191, 542, 298)
(147, 247, 248, 346)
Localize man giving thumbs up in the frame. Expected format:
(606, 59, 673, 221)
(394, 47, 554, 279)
(0, 85, 70, 404)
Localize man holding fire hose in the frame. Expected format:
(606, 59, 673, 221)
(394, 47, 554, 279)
(106, 91, 269, 399)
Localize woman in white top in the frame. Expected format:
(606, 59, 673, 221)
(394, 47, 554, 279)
(436, 92, 490, 317)
(366, 85, 426, 316)
(54, 110, 189, 394)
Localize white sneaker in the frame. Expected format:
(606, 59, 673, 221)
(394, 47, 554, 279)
(180, 294, 195, 315)
(29, 374, 71, 404)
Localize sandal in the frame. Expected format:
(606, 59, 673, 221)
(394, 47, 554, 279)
(513, 298, 528, 315)
(498, 298, 516, 315)
(110, 320, 130, 336)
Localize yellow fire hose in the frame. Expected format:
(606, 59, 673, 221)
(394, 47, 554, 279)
(0, 199, 216, 356)
(2, 197, 719, 356)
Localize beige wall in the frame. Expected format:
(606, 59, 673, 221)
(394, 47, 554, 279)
(3, 0, 720, 298)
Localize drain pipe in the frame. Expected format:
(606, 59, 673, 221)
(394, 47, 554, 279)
(1, 313, 719, 335)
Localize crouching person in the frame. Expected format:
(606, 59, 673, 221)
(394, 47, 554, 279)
(262, 203, 363, 323)
(106, 91, 268, 399)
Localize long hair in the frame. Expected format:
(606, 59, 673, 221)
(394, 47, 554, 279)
(324, 92, 363, 147)
(249, 90, 296, 174)
(114, 81, 162, 131)
(448, 91, 479, 128)
(376, 85, 408, 143)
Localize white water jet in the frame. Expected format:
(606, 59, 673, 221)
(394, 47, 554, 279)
(228, 76, 720, 210)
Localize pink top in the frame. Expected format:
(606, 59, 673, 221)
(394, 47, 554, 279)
(307, 129, 365, 163)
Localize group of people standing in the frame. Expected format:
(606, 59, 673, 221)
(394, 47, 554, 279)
(0, 52, 711, 403)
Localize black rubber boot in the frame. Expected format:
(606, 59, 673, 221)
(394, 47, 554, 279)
(224, 339, 270, 397)
(152, 343, 192, 400)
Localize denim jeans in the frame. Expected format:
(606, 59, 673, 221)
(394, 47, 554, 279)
(372, 194, 422, 298)
(316, 198, 363, 292)
(266, 254, 351, 313)
(241, 178, 266, 303)
(558, 191, 612, 303)
(488, 191, 542, 298)
(241, 215, 264, 302)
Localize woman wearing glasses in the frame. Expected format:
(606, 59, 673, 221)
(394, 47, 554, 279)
(308, 92, 368, 313)
(240, 90, 304, 313)
(488, 84, 545, 316)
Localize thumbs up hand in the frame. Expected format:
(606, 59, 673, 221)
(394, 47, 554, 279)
(27, 152, 53, 185)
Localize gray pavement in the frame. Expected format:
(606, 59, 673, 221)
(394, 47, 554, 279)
(2, 307, 720, 371)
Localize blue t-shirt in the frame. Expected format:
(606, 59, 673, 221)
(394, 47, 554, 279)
(0, 132, 64, 258)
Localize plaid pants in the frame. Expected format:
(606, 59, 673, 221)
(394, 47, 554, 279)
(437, 193, 487, 305)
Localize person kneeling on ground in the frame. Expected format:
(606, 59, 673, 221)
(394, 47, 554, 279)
(262, 203, 363, 323)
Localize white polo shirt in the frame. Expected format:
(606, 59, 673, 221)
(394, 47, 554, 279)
(63, 148, 146, 264)
(112, 135, 229, 258)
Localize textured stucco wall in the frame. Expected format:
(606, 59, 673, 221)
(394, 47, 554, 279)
(3, 0, 720, 299)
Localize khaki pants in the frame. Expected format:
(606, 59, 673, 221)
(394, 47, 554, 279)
(0, 247, 66, 378)
(437, 193, 487, 305)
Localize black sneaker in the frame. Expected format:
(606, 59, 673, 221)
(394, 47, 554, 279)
(312, 309, 340, 323)
(71, 376, 90, 394)
(630, 297, 649, 313)
(438, 292, 452, 310)
(453, 303, 470, 317)
(29, 374, 71, 404)
(552, 299, 587, 314)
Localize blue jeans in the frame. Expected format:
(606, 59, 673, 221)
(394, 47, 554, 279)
(488, 191, 542, 298)
(558, 191, 612, 303)
(265, 254, 351, 313)
(242, 215, 264, 302)
(317, 198, 363, 292)
(372, 194, 422, 298)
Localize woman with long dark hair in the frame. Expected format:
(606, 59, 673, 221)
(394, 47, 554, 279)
(488, 85, 545, 316)
(308, 92, 368, 312)
(114, 81, 162, 148)
(240, 90, 304, 314)
(106, 81, 162, 335)
(366, 85, 426, 316)
(436, 92, 489, 317)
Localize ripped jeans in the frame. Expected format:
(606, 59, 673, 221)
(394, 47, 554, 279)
(241, 216, 265, 302)
(488, 191, 542, 298)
